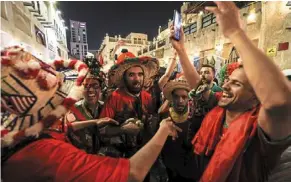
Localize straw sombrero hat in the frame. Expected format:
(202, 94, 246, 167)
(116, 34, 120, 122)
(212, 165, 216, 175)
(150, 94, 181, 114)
(108, 49, 159, 88)
(1, 45, 88, 147)
(163, 76, 191, 101)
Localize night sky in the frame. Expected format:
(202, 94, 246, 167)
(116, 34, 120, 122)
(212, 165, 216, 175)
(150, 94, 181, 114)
(59, 1, 183, 50)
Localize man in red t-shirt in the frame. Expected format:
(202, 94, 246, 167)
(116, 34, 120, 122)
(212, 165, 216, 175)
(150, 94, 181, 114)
(99, 49, 160, 158)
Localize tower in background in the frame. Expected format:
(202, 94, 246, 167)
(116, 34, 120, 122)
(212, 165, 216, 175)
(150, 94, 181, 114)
(70, 20, 88, 60)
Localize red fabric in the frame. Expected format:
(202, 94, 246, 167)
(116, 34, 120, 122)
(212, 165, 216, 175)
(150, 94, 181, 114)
(99, 55, 104, 65)
(215, 92, 223, 100)
(76, 75, 86, 86)
(1, 57, 10, 65)
(53, 60, 64, 69)
(77, 64, 88, 72)
(68, 59, 78, 69)
(227, 63, 240, 77)
(117, 52, 136, 64)
(2, 138, 130, 182)
(192, 106, 259, 182)
(100, 89, 152, 119)
(63, 98, 77, 109)
(1, 129, 9, 137)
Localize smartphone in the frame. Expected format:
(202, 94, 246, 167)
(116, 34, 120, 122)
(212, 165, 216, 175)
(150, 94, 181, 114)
(173, 10, 182, 41)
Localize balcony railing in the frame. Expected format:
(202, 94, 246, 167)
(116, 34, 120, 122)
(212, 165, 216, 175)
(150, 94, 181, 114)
(134, 40, 144, 45)
(137, 50, 142, 56)
(109, 37, 117, 42)
(143, 47, 148, 54)
(149, 43, 155, 51)
(122, 38, 132, 44)
(160, 24, 168, 32)
(201, 13, 216, 28)
(157, 39, 166, 48)
(184, 22, 197, 35)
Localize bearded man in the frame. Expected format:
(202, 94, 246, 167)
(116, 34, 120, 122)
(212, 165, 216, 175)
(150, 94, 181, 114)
(99, 49, 160, 158)
(200, 64, 222, 91)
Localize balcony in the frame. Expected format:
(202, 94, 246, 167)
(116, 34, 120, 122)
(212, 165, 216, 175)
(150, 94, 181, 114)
(109, 37, 117, 42)
(143, 47, 148, 54)
(160, 24, 168, 32)
(149, 43, 156, 51)
(201, 13, 216, 28)
(157, 39, 166, 48)
(137, 50, 142, 56)
(133, 39, 144, 45)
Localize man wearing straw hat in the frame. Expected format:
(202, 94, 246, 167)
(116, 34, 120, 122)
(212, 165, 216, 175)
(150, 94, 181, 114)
(159, 76, 200, 181)
(99, 49, 160, 158)
(1, 46, 181, 182)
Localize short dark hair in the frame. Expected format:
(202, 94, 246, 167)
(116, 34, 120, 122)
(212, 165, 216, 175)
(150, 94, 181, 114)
(201, 64, 215, 74)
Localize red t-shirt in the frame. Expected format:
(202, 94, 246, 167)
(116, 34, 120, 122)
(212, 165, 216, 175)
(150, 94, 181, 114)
(100, 89, 153, 122)
(2, 132, 130, 182)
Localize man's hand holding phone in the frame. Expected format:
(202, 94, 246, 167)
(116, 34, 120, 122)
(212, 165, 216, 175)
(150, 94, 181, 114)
(170, 10, 185, 53)
(169, 24, 185, 53)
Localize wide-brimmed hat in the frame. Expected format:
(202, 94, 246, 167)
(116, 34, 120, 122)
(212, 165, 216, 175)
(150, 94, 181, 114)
(163, 76, 191, 101)
(1, 45, 88, 147)
(108, 49, 159, 88)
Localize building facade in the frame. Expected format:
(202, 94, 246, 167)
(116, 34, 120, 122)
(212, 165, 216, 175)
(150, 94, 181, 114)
(139, 1, 291, 73)
(98, 33, 149, 72)
(0, 1, 68, 62)
(70, 20, 88, 60)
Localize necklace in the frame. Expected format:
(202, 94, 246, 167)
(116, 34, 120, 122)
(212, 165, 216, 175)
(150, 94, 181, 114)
(169, 107, 189, 123)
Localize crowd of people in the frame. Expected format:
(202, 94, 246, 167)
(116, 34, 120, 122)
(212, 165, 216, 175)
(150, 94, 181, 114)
(1, 2, 291, 182)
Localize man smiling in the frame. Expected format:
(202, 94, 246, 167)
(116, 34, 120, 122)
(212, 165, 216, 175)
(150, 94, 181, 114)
(99, 49, 160, 158)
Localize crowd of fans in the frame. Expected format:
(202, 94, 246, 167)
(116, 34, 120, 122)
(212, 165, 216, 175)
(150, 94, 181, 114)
(1, 2, 291, 182)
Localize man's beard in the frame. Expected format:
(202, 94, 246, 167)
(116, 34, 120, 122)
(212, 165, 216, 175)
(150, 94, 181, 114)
(201, 77, 212, 84)
(125, 80, 143, 94)
(173, 102, 188, 114)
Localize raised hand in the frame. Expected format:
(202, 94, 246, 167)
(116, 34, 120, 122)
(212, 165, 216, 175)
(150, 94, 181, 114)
(159, 117, 182, 140)
(206, 1, 243, 38)
(169, 24, 185, 52)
